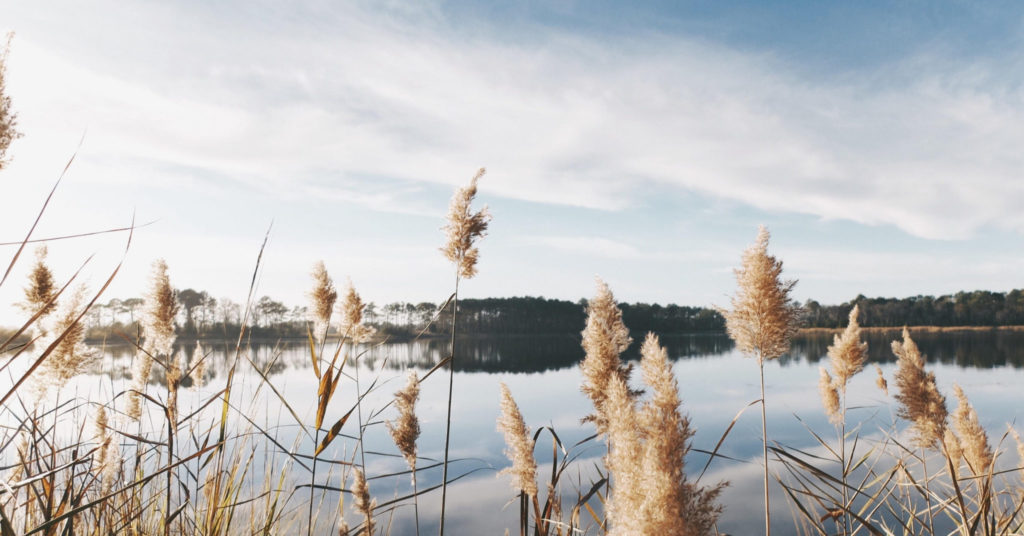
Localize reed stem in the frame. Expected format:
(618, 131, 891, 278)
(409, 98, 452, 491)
(439, 274, 460, 536)
(760, 356, 771, 536)
(308, 427, 319, 536)
(840, 395, 850, 536)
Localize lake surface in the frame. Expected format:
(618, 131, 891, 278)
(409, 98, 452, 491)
(22, 329, 1024, 535)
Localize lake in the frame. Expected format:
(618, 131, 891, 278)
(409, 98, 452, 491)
(20, 329, 1024, 535)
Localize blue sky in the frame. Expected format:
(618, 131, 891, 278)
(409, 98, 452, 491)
(2, 0, 1024, 322)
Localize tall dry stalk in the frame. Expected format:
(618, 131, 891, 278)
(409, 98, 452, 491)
(0, 32, 20, 170)
(891, 328, 947, 534)
(723, 225, 801, 536)
(306, 261, 338, 536)
(818, 305, 868, 534)
(306, 260, 335, 535)
(134, 259, 180, 536)
(337, 279, 374, 470)
(386, 372, 421, 536)
(438, 168, 490, 535)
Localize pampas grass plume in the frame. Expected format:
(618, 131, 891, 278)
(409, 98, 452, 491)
(192, 341, 207, 389)
(22, 245, 56, 319)
(580, 278, 633, 433)
(497, 383, 538, 497)
(875, 365, 888, 396)
(636, 333, 723, 535)
(819, 368, 841, 425)
(952, 384, 992, 476)
(142, 259, 178, 358)
(441, 168, 491, 279)
(723, 225, 802, 363)
(129, 259, 179, 420)
(352, 468, 375, 536)
(309, 261, 337, 341)
(387, 371, 421, 470)
(0, 33, 20, 170)
(892, 328, 947, 449)
(827, 305, 868, 391)
(337, 279, 375, 344)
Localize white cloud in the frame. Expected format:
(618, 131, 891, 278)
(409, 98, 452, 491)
(4, 2, 1024, 241)
(520, 234, 642, 259)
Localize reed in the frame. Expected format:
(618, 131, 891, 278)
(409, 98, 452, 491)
(437, 168, 490, 536)
(386, 371, 421, 536)
(722, 225, 802, 536)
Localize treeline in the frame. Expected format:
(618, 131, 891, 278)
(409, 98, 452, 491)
(79, 288, 1024, 342)
(82, 292, 727, 341)
(805, 289, 1024, 328)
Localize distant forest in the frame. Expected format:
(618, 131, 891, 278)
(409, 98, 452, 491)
(73, 287, 1024, 342)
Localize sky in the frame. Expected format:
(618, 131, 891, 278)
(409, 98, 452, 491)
(2, 0, 1024, 323)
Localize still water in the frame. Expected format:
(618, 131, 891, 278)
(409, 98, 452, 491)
(46, 330, 1024, 534)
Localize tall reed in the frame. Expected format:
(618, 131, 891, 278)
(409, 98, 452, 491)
(386, 371, 421, 536)
(576, 280, 723, 535)
(722, 225, 802, 536)
(818, 305, 868, 534)
(438, 168, 490, 535)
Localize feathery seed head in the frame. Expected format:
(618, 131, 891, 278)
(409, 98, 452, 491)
(944, 428, 963, 479)
(723, 225, 802, 362)
(634, 333, 723, 535)
(441, 168, 491, 279)
(166, 350, 183, 424)
(94, 405, 117, 492)
(336, 279, 375, 344)
(827, 305, 868, 391)
(0, 33, 21, 171)
(127, 352, 153, 420)
(497, 383, 538, 497)
(386, 372, 421, 470)
(352, 468, 376, 536)
(594, 333, 723, 535)
(192, 341, 207, 389)
(875, 365, 888, 396)
(819, 367, 841, 425)
(35, 285, 98, 391)
(309, 261, 337, 341)
(580, 278, 633, 434)
(1009, 426, 1024, 485)
(603, 373, 644, 533)
(892, 328, 947, 449)
(22, 245, 56, 320)
(142, 259, 178, 358)
(952, 384, 992, 476)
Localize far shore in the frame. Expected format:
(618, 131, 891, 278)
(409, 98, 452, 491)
(799, 325, 1024, 334)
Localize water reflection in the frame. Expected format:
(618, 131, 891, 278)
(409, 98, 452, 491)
(787, 329, 1024, 369)
(92, 329, 1024, 379)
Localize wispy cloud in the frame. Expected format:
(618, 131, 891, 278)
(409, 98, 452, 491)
(520, 235, 642, 259)
(6, 3, 1024, 239)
